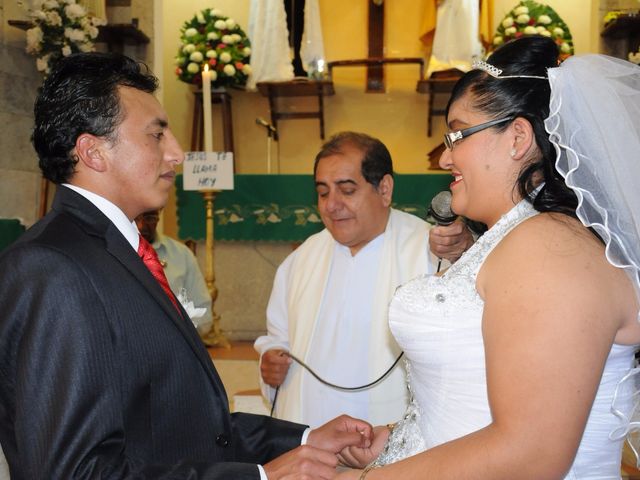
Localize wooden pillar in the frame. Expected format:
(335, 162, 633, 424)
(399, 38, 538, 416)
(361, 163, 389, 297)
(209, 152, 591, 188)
(367, 0, 385, 93)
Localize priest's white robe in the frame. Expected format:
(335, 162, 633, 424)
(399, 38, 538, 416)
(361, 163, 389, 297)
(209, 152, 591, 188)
(254, 209, 438, 427)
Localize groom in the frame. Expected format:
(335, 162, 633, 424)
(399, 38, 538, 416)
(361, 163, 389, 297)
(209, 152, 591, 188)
(0, 52, 371, 479)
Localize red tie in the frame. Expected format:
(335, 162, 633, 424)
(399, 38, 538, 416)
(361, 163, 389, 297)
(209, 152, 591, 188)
(137, 235, 182, 316)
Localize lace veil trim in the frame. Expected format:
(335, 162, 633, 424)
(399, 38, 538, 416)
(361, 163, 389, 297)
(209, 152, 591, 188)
(545, 54, 640, 317)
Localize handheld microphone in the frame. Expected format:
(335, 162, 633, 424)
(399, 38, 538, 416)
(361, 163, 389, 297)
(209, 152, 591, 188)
(428, 191, 457, 226)
(255, 117, 276, 134)
(428, 191, 458, 272)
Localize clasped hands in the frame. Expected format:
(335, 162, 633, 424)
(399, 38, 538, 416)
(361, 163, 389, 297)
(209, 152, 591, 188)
(263, 416, 391, 480)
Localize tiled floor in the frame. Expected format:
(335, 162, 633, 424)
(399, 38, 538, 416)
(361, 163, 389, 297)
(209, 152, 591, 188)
(207, 341, 269, 415)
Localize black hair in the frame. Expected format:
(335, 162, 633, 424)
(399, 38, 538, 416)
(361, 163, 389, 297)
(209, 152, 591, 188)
(446, 36, 578, 218)
(32, 52, 158, 184)
(313, 131, 393, 187)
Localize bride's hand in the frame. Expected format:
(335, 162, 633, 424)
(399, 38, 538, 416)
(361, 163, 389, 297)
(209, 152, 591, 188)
(336, 425, 390, 468)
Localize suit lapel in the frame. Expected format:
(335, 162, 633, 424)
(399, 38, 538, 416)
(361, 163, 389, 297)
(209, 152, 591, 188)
(54, 187, 227, 394)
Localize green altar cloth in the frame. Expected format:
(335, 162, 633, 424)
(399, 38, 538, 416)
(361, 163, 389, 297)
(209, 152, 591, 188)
(0, 219, 25, 253)
(176, 174, 451, 242)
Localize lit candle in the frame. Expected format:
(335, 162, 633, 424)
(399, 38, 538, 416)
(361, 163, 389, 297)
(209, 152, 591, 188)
(202, 65, 213, 152)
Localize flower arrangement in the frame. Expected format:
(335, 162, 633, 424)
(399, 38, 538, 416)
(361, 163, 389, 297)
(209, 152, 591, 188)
(175, 8, 252, 89)
(491, 1, 574, 60)
(20, 0, 106, 76)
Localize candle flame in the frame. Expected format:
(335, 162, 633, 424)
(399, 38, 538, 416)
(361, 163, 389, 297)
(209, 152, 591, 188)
(204, 64, 209, 72)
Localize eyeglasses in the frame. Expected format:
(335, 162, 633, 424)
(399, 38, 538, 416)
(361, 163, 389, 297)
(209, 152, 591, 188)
(444, 117, 514, 150)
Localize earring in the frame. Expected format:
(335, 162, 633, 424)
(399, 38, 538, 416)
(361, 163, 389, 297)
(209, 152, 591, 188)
(510, 148, 516, 157)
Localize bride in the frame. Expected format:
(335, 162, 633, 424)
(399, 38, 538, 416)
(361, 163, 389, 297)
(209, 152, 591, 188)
(337, 36, 640, 479)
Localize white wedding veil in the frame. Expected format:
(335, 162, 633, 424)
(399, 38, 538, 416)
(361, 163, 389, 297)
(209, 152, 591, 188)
(545, 54, 640, 463)
(545, 55, 640, 313)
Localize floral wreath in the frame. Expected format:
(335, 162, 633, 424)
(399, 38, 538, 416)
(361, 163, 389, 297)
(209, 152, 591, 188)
(175, 8, 252, 89)
(491, 0, 574, 60)
(20, 0, 106, 76)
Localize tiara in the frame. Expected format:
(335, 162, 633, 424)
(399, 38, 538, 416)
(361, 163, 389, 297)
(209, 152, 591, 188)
(472, 59, 547, 80)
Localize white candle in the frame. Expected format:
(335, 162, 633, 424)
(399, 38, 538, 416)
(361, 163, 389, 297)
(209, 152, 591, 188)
(202, 65, 213, 152)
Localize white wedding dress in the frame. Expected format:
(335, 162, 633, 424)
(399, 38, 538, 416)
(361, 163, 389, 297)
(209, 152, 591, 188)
(375, 199, 638, 479)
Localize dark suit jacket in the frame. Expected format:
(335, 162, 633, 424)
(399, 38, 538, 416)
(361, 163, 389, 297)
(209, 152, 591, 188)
(0, 186, 306, 479)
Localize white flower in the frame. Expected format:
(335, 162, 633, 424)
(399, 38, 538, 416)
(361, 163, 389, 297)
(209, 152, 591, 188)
(232, 33, 242, 43)
(209, 69, 218, 81)
(536, 26, 548, 34)
(221, 34, 233, 44)
(553, 27, 564, 37)
(78, 41, 93, 52)
(516, 14, 530, 24)
(513, 6, 529, 15)
(223, 64, 236, 76)
(225, 18, 236, 29)
(64, 3, 86, 20)
(196, 11, 206, 24)
(539, 29, 552, 37)
(493, 36, 503, 45)
(505, 26, 517, 36)
(242, 47, 251, 57)
(175, 56, 186, 65)
(523, 26, 537, 35)
(46, 11, 63, 26)
(36, 55, 50, 72)
(26, 27, 44, 53)
(210, 9, 222, 17)
(65, 27, 87, 42)
(87, 26, 99, 38)
(183, 43, 196, 54)
(207, 31, 219, 41)
(219, 52, 231, 63)
(206, 49, 218, 59)
(187, 62, 200, 74)
(61, 45, 72, 56)
(185, 27, 198, 38)
(560, 42, 571, 54)
(537, 14, 552, 25)
(242, 64, 252, 75)
(502, 17, 514, 28)
(214, 19, 227, 30)
(189, 51, 203, 62)
(33, 10, 47, 21)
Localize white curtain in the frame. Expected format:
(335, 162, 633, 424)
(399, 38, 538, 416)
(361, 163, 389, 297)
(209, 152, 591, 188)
(246, 0, 294, 90)
(300, 0, 325, 73)
(428, 0, 482, 75)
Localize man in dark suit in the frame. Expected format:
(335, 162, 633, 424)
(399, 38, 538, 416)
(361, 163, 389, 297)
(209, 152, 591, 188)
(0, 52, 371, 479)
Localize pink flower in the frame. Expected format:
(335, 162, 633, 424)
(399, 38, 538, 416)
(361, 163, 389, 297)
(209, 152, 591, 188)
(209, 59, 217, 67)
(235, 62, 244, 69)
(218, 43, 226, 49)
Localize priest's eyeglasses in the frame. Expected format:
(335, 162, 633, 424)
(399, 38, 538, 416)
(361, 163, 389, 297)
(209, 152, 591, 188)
(444, 117, 514, 150)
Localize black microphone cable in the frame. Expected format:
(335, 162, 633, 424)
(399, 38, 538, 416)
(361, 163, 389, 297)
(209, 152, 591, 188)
(269, 351, 404, 416)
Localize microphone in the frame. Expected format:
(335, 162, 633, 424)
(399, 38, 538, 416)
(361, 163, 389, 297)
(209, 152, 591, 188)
(428, 191, 458, 272)
(428, 191, 457, 226)
(255, 117, 276, 134)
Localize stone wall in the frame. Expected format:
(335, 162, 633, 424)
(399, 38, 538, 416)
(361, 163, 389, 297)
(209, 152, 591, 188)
(0, 0, 43, 227)
(0, 0, 155, 228)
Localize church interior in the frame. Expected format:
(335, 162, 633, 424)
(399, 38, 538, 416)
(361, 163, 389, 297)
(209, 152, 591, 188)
(1, 0, 639, 477)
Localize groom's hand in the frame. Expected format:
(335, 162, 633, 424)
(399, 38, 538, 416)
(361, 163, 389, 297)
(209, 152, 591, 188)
(336, 425, 390, 468)
(307, 415, 373, 453)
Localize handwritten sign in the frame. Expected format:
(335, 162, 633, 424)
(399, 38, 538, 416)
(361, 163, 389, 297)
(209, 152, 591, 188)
(183, 152, 234, 191)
